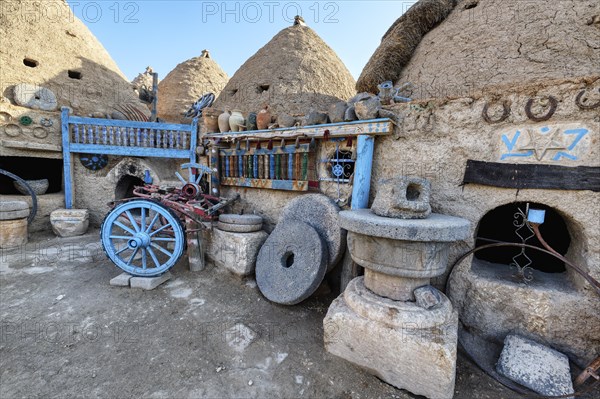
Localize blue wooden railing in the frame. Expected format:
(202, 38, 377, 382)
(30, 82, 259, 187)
(61, 107, 197, 208)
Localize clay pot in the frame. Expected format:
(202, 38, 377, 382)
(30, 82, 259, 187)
(229, 110, 245, 132)
(256, 105, 271, 130)
(277, 113, 296, 128)
(246, 112, 258, 131)
(202, 108, 221, 133)
(218, 110, 231, 133)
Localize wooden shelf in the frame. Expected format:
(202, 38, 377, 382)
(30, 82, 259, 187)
(204, 118, 392, 141)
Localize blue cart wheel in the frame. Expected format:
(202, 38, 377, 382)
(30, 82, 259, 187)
(101, 199, 185, 277)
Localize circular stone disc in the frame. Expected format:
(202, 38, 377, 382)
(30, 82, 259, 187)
(219, 214, 263, 225)
(0, 209, 29, 221)
(0, 201, 29, 212)
(216, 221, 262, 233)
(256, 220, 328, 305)
(279, 194, 346, 270)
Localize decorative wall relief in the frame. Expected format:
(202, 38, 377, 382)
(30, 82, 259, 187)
(499, 124, 591, 163)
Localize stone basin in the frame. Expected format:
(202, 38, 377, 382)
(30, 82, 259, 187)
(339, 209, 470, 300)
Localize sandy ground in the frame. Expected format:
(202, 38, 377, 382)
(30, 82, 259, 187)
(1, 230, 595, 399)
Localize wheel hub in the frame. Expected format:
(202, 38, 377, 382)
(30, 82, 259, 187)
(127, 232, 151, 249)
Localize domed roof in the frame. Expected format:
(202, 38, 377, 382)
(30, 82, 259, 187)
(157, 50, 228, 123)
(213, 22, 356, 117)
(358, 0, 600, 98)
(0, 0, 148, 116)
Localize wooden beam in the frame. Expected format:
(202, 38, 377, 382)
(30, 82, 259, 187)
(204, 118, 393, 141)
(463, 160, 600, 192)
(351, 135, 375, 209)
(0, 140, 62, 152)
(61, 107, 73, 208)
(221, 177, 309, 191)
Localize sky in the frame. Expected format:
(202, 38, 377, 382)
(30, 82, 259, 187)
(66, 1, 417, 81)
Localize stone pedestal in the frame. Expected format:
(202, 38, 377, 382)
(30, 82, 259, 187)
(325, 278, 458, 399)
(0, 201, 29, 249)
(325, 203, 470, 399)
(0, 219, 28, 249)
(207, 228, 268, 277)
(50, 209, 89, 237)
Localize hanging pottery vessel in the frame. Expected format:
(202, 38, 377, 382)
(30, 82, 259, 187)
(256, 105, 271, 130)
(246, 112, 258, 131)
(229, 110, 246, 132)
(218, 110, 231, 133)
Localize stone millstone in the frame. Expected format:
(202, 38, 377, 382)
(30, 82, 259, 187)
(0, 201, 30, 221)
(255, 220, 328, 305)
(217, 221, 262, 233)
(279, 194, 346, 271)
(0, 201, 29, 212)
(219, 214, 263, 225)
(13, 83, 58, 111)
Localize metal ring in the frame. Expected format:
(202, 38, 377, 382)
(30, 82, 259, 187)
(0, 169, 37, 224)
(482, 100, 510, 123)
(525, 96, 558, 122)
(575, 89, 600, 110)
(19, 116, 33, 126)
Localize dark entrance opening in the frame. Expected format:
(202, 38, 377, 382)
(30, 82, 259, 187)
(114, 175, 144, 202)
(475, 202, 570, 273)
(0, 156, 62, 195)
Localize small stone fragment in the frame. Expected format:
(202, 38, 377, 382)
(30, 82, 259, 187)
(354, 96, 381, 120)
(414, 285, 443, 309)
(328, 101, 348, 123)
(344, 105, 357, 121)
(304, 110, 329, 126)
(496, 334, 575, 398)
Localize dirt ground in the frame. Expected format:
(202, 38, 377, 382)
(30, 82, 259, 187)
(0, 231, 594, 399)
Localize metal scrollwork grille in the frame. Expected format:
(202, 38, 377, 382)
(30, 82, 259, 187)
(511, 203, 535, 283)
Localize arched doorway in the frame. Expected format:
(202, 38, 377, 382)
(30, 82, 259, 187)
(474, 202, 570, 274)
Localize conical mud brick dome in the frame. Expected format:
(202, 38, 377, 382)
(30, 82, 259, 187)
(214, 21, 356, 117)
(157, 50, 229, 123)
(357, 0, 600, 98)
(0, 0, 148, 116)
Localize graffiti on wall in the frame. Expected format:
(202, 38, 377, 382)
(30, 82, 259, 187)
(500, 125, 590, 162)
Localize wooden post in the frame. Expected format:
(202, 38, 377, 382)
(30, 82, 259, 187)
(186, 218, 205, 272)
(210, 143, 221, 195)
(343, 134, 375, 291)
(61, 107, 73, 209)
(151, 72, 158, 122)
(351, 135, 374, 209)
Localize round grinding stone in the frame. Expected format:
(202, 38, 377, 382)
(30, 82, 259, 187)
(0, 201, 29, 212)
(279, 194, 346, 271)
(0, 201, 29, 220)
(216, 221, 262, 233)
(256, 220, 328, 305)
(219, 214, 263, 225)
